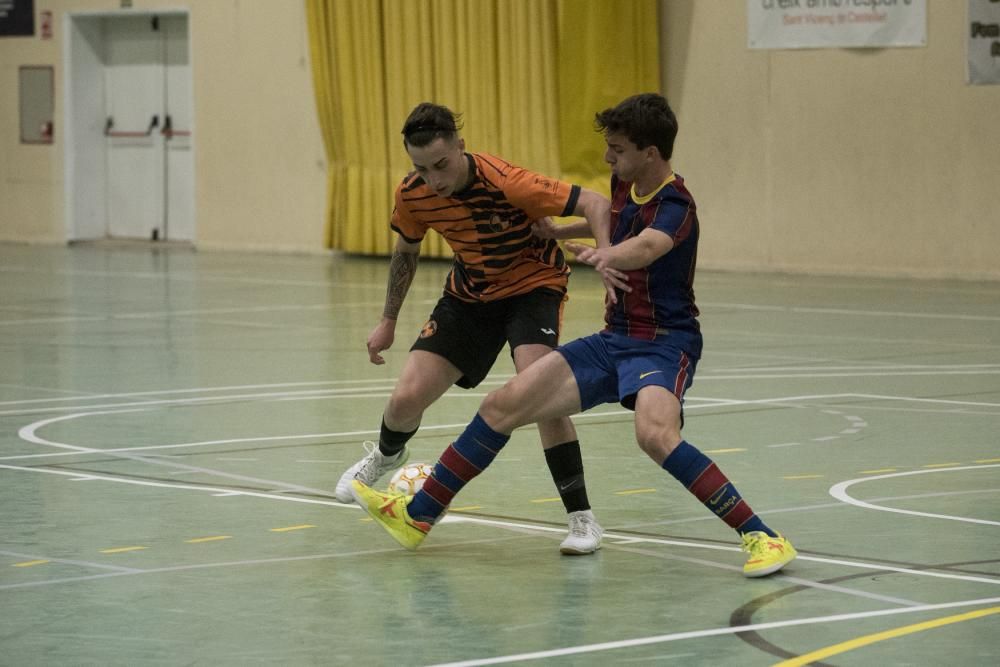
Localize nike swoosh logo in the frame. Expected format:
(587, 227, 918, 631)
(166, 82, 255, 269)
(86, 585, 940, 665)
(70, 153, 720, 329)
(708, 490, 727, 505)
(540, 328, 556, 335)
(638, 370, 663, 380)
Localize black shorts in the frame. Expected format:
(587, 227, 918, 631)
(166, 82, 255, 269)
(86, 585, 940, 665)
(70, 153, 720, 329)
(410, 288, 566, 389)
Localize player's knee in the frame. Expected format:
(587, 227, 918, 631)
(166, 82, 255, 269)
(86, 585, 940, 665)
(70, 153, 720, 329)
(480, 386, 524, 432)
(634, 423, 682, 462)
(386, 387, 428, 424)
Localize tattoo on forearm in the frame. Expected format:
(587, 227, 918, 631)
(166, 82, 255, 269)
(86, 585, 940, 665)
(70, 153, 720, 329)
(383, 250, 418, 320)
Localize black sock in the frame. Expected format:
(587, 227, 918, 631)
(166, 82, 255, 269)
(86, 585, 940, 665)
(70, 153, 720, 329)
(544, 440, 591, 513)
(378, 417, 417, 457)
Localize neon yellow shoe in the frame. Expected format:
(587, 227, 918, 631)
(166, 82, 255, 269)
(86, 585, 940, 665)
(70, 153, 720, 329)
(350, 480, 431, 551)
(741, 531, 797, 577)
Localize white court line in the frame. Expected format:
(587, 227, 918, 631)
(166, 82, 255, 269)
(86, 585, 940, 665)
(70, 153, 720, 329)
(0, 535, 533, 592)
(0, 393, 835, 462)
(710, 327, 1000, 351)
(830, 465, 1000, 526)
(0, 265, 440, 290)
(17, 409, 148, 451)
(849, 393, 1000, 409)
(424, 596, 1000, 667)
(0, 550, 142, 573)
(695, 369, 1000, 381)
(4, 462, 999, 589)
(0, 383, 719, 416)
(703, 363, 1000, 373)
(0, 378, 406, 407)
(702, 302, 1000, 322)
(4, 390, 985, 463)
(15, 412, 335, 497)
(0, 462, 353, 507)
(0, 386, 400, 416)
(0, 408, 630, 461)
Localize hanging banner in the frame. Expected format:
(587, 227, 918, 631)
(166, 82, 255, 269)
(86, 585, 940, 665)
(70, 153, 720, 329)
(968, 0, 1000, 84)
(0, 0, 34, 37)
(748, 0, 927, 50)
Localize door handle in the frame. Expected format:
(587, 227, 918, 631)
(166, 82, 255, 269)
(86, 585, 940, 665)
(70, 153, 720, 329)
(104, 115, 159, 137)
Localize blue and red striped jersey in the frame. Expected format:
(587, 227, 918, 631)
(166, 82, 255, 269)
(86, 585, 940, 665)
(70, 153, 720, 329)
(604, 172, 703, 357)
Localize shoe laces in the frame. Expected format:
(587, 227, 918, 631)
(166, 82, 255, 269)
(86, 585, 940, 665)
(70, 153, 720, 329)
(354, 440, 383, 477)
(740, 531, 770, 556)
(568, 513, 593, 537)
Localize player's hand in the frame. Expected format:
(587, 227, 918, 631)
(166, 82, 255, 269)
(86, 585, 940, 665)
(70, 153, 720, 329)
(599, 267, 630, 304)
(531, 217, 559, 239)
(565, 241, 630, 304)
(366, 318, 396, 365)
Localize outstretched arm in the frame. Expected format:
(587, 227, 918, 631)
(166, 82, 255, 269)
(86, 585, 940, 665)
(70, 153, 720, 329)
(367, 236, 421, 365)
(565, 227, 674, 272)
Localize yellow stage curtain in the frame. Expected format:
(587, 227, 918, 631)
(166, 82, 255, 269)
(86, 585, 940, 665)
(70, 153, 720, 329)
(306, 0, 658, 256)
(557, 0, 661, 196)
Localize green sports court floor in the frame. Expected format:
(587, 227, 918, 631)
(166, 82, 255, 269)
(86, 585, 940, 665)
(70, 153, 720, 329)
(1, 242, 997, 666)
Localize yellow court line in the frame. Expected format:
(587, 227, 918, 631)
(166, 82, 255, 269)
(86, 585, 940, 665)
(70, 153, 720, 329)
(13, 560, 49, 567)
(614, 488, 657, 495)
(530, 497, 562, 504)
(860, 468, 897, 474)
(923, 462, 961, 468)
(772, 605, 1000, 667)
(185, 535, 232, 544)
(449, 506, 482, 512)
(100, 546, 147, 554)
(783, 474, 824, 480)
(270, 524, 316, 532)
(975, 458, 1000, 464)
(704, 448, 747, 454)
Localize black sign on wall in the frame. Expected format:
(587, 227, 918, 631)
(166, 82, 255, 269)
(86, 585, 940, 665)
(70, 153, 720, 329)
(0, 0, 35, 37)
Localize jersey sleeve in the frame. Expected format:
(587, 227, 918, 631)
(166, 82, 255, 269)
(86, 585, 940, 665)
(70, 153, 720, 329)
(651, 195, 696, 245)
(499, 166, 581, 219)
(389, 185, 427, 243)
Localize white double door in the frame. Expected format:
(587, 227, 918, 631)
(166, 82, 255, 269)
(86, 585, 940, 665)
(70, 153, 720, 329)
(104, 14, 192, 241)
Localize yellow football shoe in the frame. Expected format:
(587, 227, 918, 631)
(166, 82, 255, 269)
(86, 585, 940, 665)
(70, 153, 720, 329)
(741, 531, 797, 577)
(350, 480, 431, 551)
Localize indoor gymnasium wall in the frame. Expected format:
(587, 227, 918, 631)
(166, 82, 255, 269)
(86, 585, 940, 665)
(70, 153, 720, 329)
(660, 1, 999, 280)
(0, 0, 327, 251)
(2, 2, 997, 278)
(186, 1, 326, 252)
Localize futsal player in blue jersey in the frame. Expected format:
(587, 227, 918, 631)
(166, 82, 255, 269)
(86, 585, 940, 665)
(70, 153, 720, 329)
(352, 93, 797, 577)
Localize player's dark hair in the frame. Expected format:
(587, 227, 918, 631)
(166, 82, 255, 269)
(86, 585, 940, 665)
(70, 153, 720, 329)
(594, 93, 677, 161)
(402, 102, 464, 148)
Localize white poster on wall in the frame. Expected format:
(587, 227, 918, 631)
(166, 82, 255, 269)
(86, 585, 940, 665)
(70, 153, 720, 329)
(748, 0, 927, 50)
(968, 0, 1000, 84)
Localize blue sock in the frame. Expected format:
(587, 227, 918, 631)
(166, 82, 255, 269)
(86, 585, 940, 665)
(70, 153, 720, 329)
(661, 441, 776, 537)
(408, 413, 509, 522)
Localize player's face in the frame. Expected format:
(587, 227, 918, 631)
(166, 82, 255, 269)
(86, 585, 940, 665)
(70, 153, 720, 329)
(407, 136, 469, 197)
(603, 132, 652, 182)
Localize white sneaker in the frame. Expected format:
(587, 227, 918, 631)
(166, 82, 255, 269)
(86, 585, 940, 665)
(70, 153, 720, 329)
(559, 510, 603, 555)
(334, 441, 410, 503)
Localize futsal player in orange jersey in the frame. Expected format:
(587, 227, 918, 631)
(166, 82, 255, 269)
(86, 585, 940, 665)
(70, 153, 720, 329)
(335, 102, 626, 554)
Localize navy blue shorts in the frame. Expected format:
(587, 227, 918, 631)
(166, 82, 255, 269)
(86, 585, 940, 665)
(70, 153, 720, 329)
(556, 330, 697, 412)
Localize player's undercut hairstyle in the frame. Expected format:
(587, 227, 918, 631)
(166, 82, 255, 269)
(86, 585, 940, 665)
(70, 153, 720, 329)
(402, 102, 464, 148)
(595, 93, 678, 161)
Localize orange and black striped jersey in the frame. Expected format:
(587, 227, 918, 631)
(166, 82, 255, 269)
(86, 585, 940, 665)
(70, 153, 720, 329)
(391, 152, 581, 302)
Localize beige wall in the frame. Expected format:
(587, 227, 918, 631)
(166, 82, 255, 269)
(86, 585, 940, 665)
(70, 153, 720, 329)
(1, 2, 997, 277)
(0, 0, 327, 251)
(662, 1, 1000, 280)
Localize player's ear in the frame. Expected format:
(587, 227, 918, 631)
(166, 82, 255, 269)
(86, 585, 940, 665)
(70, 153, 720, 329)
(457, 137, 466, 152)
